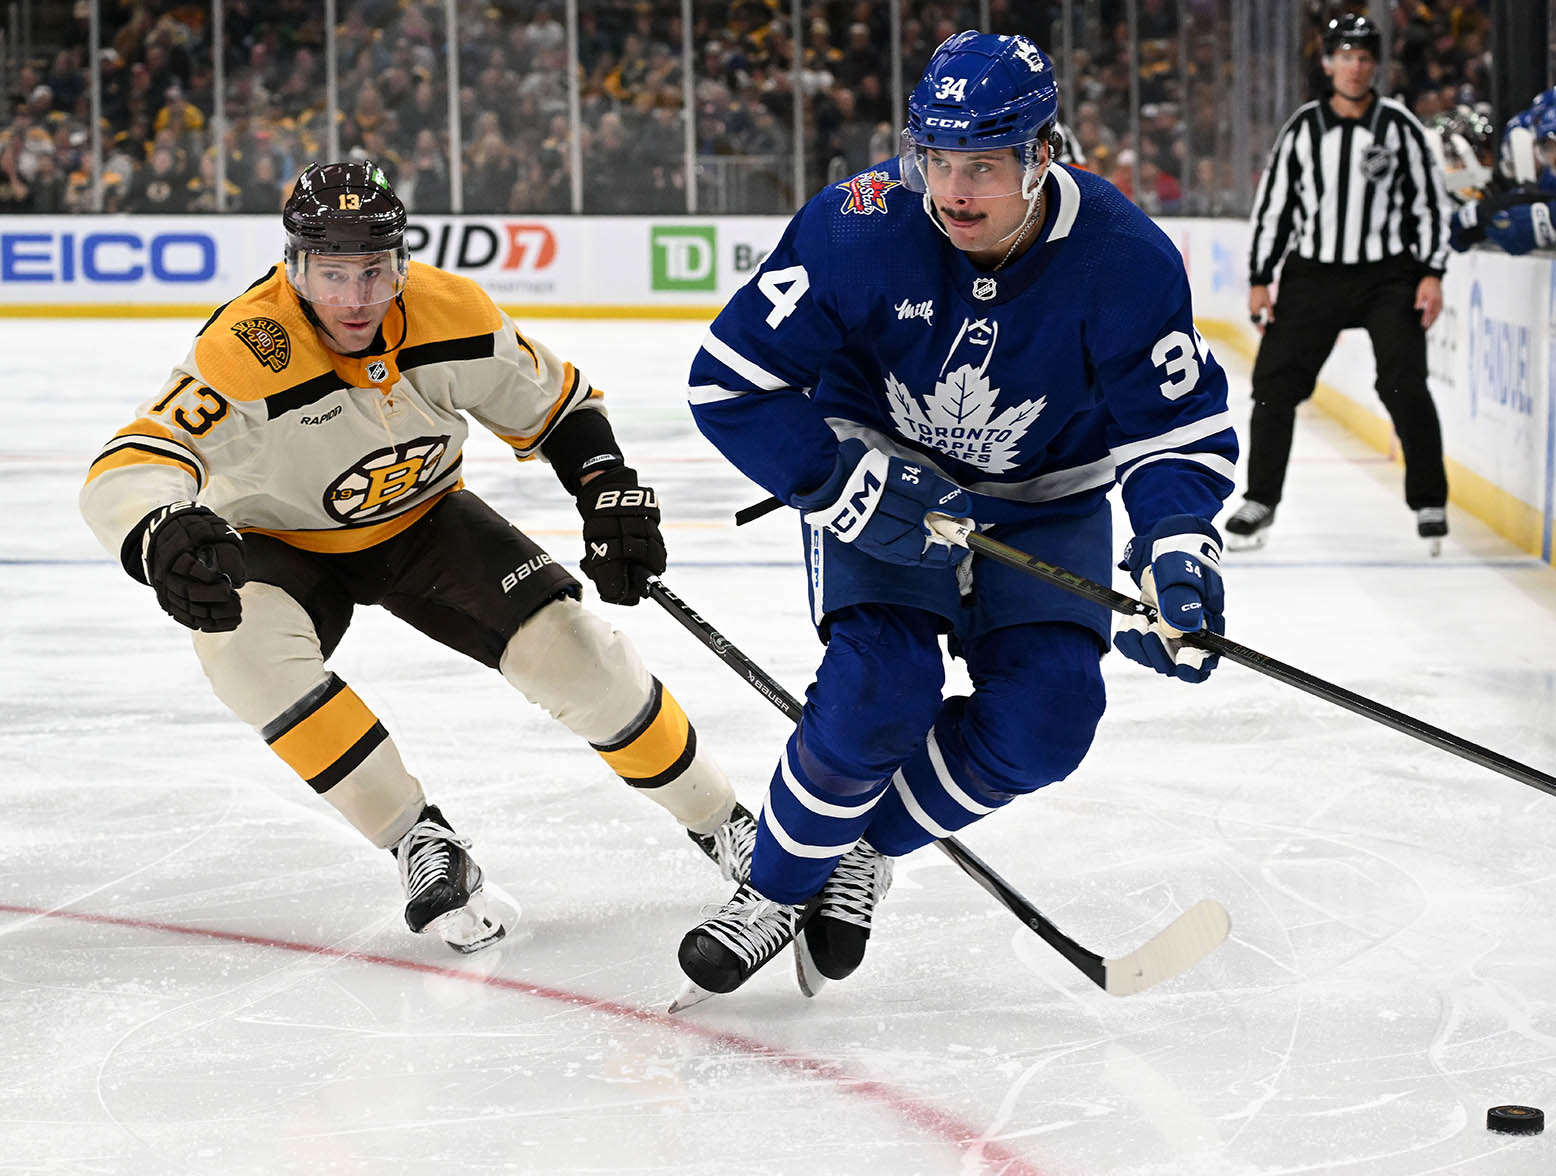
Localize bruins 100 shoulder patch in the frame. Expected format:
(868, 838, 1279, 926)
(232, 317, 292, 372)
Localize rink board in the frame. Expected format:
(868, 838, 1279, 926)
(2, 211, 1551, 562)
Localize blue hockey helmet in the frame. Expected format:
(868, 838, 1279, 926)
(900, 31, 1060, 199)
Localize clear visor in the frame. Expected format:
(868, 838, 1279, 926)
(1437, 133, 1492, 194)
(898, 130, 1046, 201)
(287, 246, 409, 308)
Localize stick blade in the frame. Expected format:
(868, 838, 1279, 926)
(1103, 898, 1230, 996)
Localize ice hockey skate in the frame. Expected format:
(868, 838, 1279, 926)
(795, 841, 894, 997)
(1416, 506, 1447, 556)
(393, 804, 507, 954)
(1223, 500, 1275, 550)
(686, 802, 757, 882)
(669, 882, 821, 1012)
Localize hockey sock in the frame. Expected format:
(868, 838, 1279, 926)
(749, 729, 888, 905)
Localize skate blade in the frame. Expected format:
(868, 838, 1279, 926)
(1426, 537, 1443, 557)
(426, 890, 508, 955)
(793, 936, 828, 998)
(1225, 532, 1267, 552)
(667, 978, 719, 1014)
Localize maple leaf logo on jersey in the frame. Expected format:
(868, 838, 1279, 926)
(884, 318, 1045, 474)
(837, 171, 901, 215)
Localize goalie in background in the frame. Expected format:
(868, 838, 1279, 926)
(80, 161, 755, 954)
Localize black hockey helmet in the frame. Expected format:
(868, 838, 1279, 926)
(1322, 12, 1381, 58)
(282, 160, 408, 307)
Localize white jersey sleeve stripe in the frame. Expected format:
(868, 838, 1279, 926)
(687, 382, 750, 405)
(1117, 450, 1238, 490)
(700, 329, 789, 392)
(1110, 411, 1235, 466)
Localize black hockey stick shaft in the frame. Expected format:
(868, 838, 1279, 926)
(924, 513, 1556, 800)
(644, 576, 1109, 987)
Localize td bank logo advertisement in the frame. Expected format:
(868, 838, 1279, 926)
(651, 225, 717, 291)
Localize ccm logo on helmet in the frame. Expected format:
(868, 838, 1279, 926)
(925, 117, 972, 129)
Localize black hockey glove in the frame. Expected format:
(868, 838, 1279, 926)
(576, 467, 666, 606)
(139, 501, 247, 632)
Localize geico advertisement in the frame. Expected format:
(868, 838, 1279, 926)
(0, 215, 787, 305)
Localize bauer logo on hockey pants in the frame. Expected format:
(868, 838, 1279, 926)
(502, 554, 555, 593)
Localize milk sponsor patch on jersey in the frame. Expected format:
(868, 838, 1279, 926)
(884, 317, 1045, 473)
(231, 317, 292, 372)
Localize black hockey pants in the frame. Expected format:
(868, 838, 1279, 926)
(1244, 256, 1448, 510)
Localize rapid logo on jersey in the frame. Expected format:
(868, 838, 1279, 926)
(231, 317, 291, 372)
(883, 317, 1045, 473)
(836, 171, 901, 216)
(324, 435, 450, 523)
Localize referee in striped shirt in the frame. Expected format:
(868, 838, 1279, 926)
(1225, 12, 1452, 553)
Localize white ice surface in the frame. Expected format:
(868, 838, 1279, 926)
(3, 316, 1555, 1176)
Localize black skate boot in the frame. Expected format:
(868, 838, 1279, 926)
(671, 881, 821, 1009)
(1416, 507, 1447, 556)
(794, 841, 894, 997)
(687, 802, 757, 883)
(1224, 500, 1275, 550)
(392, 804, 505, 954)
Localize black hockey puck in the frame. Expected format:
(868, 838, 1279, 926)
(1486, 1105, 1544, 1135)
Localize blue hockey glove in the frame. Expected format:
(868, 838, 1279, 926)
(1484, 201, 1556, 255)
(1113, 514, 1224, 683)
(792, 438, 970, 567)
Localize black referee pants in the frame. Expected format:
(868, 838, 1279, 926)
(1245, 256, 1447, 511)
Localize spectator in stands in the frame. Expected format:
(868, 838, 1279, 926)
(235, 148, 286, 213)
(126, 144, 191, 213)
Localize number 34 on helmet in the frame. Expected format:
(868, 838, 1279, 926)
(899, 31, 1061, 202)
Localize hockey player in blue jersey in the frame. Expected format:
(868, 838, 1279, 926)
(675, 31, 1238, 1002)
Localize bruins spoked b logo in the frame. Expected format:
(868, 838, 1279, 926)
(231, 317, 292, 372)
(324, 435, 450, 524)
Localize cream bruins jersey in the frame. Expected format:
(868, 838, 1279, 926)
(82, 261, 601, 562)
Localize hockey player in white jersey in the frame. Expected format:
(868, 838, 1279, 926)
(80, 161, 755, 953)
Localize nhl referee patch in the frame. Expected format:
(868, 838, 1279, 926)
(232, 317, 292, 372)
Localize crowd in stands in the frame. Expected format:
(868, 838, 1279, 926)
(0, 0, 1500, 218)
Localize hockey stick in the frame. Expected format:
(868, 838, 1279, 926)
(647, 575, 1230, 996)
(923, 513, 1556, 800)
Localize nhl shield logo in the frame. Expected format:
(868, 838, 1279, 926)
(231, 317, 291, 372)
(366, 360, 389, 383)
(1361, 144, 1395, 183)
(971, 276, 998, 301)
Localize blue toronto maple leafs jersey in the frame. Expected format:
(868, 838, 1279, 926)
(688, 159, 1237, 537)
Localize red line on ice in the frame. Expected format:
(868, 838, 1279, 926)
(1, 902, 1046, 1176)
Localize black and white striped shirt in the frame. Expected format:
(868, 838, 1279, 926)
(1248, 94, 1451, 284)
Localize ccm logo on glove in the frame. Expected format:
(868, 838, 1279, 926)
(793, 439, 971, 567)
